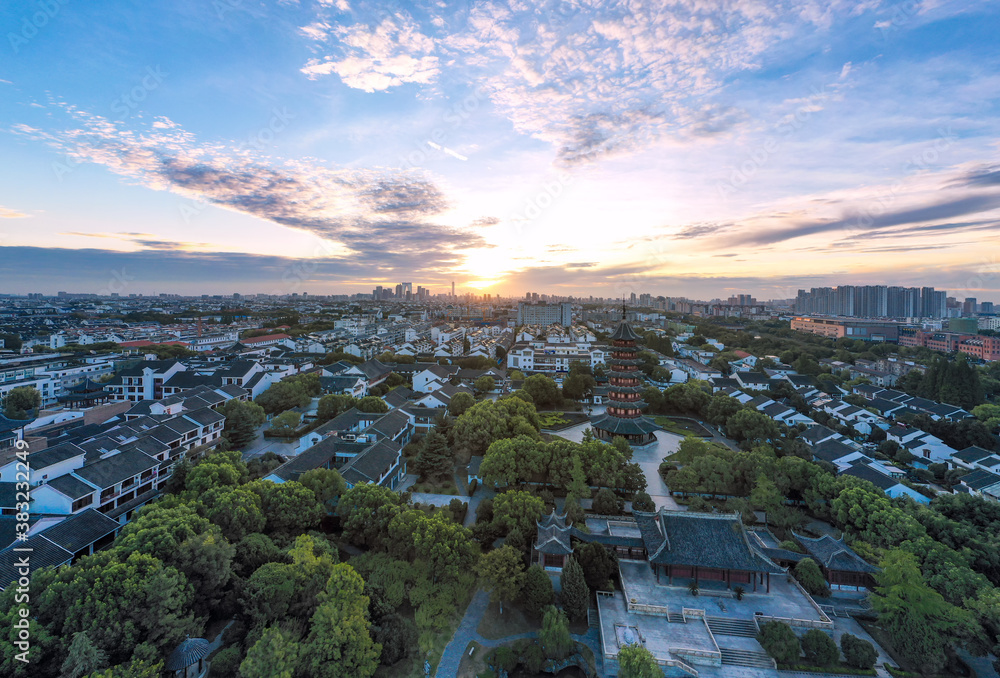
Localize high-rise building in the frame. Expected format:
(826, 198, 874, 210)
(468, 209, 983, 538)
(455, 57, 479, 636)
(797, 285, 945, 318)
(963, 298, 978, 315)
(517, 301, 572, 327)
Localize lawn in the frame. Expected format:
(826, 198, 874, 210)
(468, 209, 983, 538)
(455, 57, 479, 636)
(411, 479, 460, 495)
(539, 411, 591, 431)
(476, 600, 539, 640)
(653, 416, 713, 437)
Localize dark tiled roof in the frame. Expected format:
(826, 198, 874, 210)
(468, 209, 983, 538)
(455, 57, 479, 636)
(795, 534, 879, 574)
(383, 387, 414, 409)
(842, 464, 895, 491)
(46, 474, 99, 500)
(74, 449, 159, 490)
(955, 446, 993, 464)
(28, 443, 86, 471)
(341, 439, 402, 486)
(182, 407, 225, 427)
(590, 413, 660, 436)
(0, 534, 72, 589)
(961, 469, 1000, 491)
(365, 409, 412, 440)
(0, 483, 17, 508)
(39, 509, 119, 554)
(811, 439, 857, 464)
(609, 320, 641, 342)
(165, 638, 211, 671)
(799, 426, 840, 446)
(638, 510, 784, 573)
(534, 511, 573, 555)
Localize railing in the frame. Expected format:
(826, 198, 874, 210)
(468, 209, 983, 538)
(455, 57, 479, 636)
(755, 613, 834, 631)
(606, 651, 700, 678)
(786, 575, 835, 626)
(682, 607, 705, 619)
(627, 601, 671, 616)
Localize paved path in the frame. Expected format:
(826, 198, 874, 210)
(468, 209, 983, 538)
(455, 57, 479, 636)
(240, 425, 300, 460)
(666, 416, 740, 451)
(435, 590, 605, 677)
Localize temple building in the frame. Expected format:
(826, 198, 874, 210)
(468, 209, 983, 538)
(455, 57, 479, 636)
(534, 507, 786, 593)
(590, 310, 659, 447)
(635, 510, 785, 592)
(794, 533, 880, 590)
(56, 378, 111, 408)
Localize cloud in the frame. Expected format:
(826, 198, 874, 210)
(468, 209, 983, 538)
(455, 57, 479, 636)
(299, 1, 878, 165)
(300, 15, 439, 91)
(0, 207, 30, 218)
(959, 164, 1000, 187)
(11, 106, 484, 273)
(471, 216, 500, 227)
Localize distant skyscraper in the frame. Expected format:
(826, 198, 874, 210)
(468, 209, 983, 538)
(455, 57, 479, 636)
(452, 281, 455, 297)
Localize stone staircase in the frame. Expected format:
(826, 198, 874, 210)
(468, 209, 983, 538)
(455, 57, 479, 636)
(667, 612, 686, 623)
(588, 608, 599, 627)
(719, 647, 776, 669)
(705, 616, 758, 637)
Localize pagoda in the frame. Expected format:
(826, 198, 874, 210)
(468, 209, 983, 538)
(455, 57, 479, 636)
(589, 305, 659, 447)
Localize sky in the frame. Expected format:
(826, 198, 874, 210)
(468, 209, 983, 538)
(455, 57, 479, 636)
(1, 0, 1000, 301)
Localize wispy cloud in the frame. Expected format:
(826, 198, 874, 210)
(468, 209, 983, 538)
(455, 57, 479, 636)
(299, 1, 882, 165)
(11, 106, 484, 273)
(0, 206, 30, 218)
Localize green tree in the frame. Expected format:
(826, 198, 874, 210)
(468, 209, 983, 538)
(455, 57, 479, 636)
(576, 542, 617, 591)
(32, 551, 197, 667)
(356, 396, 389, 413)
(3, 386, 40, 419)
(492, 490, 545, 537)
(522, 564, 555, 617)
(301, 564, 381, 678)
(801, 629, 838, 666)
(248, 479, 325, 535)
(60, 631, 107, 678)
(202, 485, 266, 542)
(256, 381, 310, 415)
(540, 605, 573, 660)
(338, 483, 406, 549)
(414, 429, 453, 480)
(221, 399, 266, 449)
(477, 546, 526, 614)
(240, 626, 300, 678)
(560, 556, 590, 623)
(562, 372, 596, 401)
(706, 394, 742, 427)
(474, 375, 496, 395)
(453, 398, 541, 458)
(317, 394, 358, 422)
(448, 391, 475, 417)
(617, 644, 661, 678)
(871, 550, 967, 674)
(523, 374, 562, 408)
(268, 411, 302, 437)
(757, 621, 801, 664)
(592, 487, 622, 515)
(298, 467, 348, 513)
(793, 558, 830, 598)
(631, 490, 654, 512)
(726, 409, 779, 450)
(840, 633, 878, 670)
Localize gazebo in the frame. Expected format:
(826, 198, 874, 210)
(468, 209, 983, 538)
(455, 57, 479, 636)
(164, 637, 211, 678)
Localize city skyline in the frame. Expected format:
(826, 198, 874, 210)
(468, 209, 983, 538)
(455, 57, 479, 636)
(2, 1, 1000, 299)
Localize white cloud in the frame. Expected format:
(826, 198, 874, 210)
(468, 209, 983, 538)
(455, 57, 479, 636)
(0, 206, 30, 218)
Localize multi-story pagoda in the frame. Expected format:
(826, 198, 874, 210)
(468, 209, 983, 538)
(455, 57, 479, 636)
(590, 307, 659, 447)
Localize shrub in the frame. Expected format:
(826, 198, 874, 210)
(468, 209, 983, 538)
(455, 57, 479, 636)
(779, 540, 804, 553)
(687, 580, 699, 596)
(793, 558, 831, 597)
(209, 646, 242, 677)
(801, 629, 838, 666)
(491, 646, 518, 672)
(593, 488, 622, 515)
(468, 478, 478, 496)
(733, 585, 745, 600)
(523, 642, 546, 673)
(631, 490, 655, 512)
(758, 621, 801, 664)
(841, 633, 878, 670)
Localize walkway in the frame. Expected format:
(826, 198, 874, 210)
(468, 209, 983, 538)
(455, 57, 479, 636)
(434, 590, 605, 678)
(666, 416, 740, 452)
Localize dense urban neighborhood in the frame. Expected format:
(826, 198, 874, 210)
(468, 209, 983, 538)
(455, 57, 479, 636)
(0, 289, 999, 678)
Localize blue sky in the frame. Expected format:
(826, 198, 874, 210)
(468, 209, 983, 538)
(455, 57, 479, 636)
(2, 0, 1000, 300)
